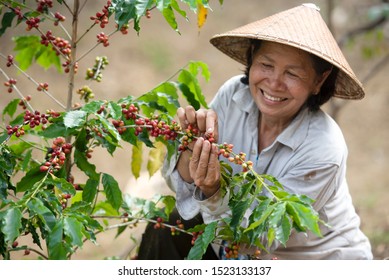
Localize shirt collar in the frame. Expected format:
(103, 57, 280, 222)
(232, 85, 310, 151)
(276, 106, 310, 151)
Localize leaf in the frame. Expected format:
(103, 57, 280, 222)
(38, 122, 74, 138)
(63, 110, 87, 128)
(197, 3, 208, 30)
(27, 197, 57, 231)
(178, 69, 208, 109)
(47, 219, 67, 260)
(102, 173, 123, 211)
(286, 201, 322, 237)
(13, 35, 61, 71)
(46, 175, 76, 196)
(2, 99, 19, 120)
(187, 221, 217, 260)
(82, 177, 100, 204)
(245, 203, 276, 232)
(188, 60, 211, 82)
(178, 83, 200, 110)
(161, 195, 176, 217)
(63, 216, 84, 247)
(147, 141, 166, 177)
(16, 166, 46, 192)
(275, 215, 292, 247)
(162, 5, 179, 33)
(0, 207, 22, 244)
(0, 11, 16, 36)
(131, 141, 143, 179)
(108, 101, 122, 119)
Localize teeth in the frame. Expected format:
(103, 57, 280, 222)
(263, 91, 286, 102)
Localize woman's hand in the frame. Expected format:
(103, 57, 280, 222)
(176, 106, 220, 198)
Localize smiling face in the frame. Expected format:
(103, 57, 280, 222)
(249, 41, 329, 124)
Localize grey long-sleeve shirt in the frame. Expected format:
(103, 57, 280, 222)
(162, 75, 373, 260)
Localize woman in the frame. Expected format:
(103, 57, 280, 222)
(137, 3, 373, 260)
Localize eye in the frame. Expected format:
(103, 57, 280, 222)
(286, 71, 299, 78)
(260, 63, 273, 69)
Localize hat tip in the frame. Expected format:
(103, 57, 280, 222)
(302, 3, 320, 11)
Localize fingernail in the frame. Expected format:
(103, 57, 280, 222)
(207, 128, 213, 133)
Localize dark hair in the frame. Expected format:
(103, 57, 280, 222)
(240, 40, 338, 111)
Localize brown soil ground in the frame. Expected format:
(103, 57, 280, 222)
(1, 0, 388, 259)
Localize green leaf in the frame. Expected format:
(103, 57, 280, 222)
(275, 215, 292, 247)
(38, 122, 74, 138)
(16, 166, 46, 192)
(161, 195, 176, 217)
(0, 207, 22, 244)
(187, 221, 217, 260)
(13, 36, 61, 71)
(63, 216, 84, 247)
(82, 177, 100, 204)
(2, 99, 19, 120)
(108, 101, 122, 119)
(178, 69, 209, 109)
(27, 197, 57, 231)
(245, 203, 276, 232)
(178, 83, 200, 110)
(188, 61, 211, 82)
(147, 141, 165, 177)
(162, 4, 179, 33)
(286, 201, 322, 237)
(47, 219, 68, 260)
(111, 0, 137, 30)
(64, 110, 87, 128)
(131, 141, 143, 179)
(102, 173, 123, 210)
(0, 11, 16, 37)
(46, 175, 76, 196)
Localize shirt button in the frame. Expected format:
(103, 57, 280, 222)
(251, 149, 256, 155)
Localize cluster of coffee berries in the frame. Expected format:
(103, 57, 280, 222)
(12, 6, 23, 21)
(178, 124, 200, 152)
(18, 95, 32, 110)
(153, 217, 165, 229)
(6, 55, 14, 67)
(59, 193, 72, 209)
(112, 119, 126, 134)
(4, 78, 17, 93)
(62, 60, 78, 73)
(76, 85, 94, 102)
(37, 82, 49, 92)
(6, 125, 25, 138)
(118, 23, 129, 35)
(90, 0, 112, 28)
(54, 12, 65, 26)
(6, 110, 51, 137)
(170, 219, 184, 236)
(134, 115, 180, 141)
(86, 56, 109, 82)
(223, 242, 240, 259)
(41, 31, 71, 57)
(121, 103, 139, 120)
(218, 143, 253, 172)
(26, 17, 40, 31)
(191, 230, 204, 246)
(40, 137, 72, 173)
(36, 0, 53, 13)
(97, 32, 109, 47)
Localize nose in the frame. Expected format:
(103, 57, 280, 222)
(267, 71, 286, 91)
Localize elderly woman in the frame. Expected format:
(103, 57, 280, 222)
(137, 3, 373, 260)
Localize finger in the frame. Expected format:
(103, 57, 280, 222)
(205, 110, 218, 142)
(184, 105, 196, 125)
(176, 107, 188, 129)
(195, 109, 207, 133)
(193, 139, 213, 186)
(203, 144, 220, 187)
(189, 137, 203, 178)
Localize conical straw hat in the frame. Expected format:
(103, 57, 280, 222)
(210, 3, 365, 100)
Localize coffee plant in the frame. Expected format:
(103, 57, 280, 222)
(0, 0, 323, 260)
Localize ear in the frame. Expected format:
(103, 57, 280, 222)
(314, 68, 332, 94)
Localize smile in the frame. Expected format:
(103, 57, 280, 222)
(262, 90, 288, 102)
